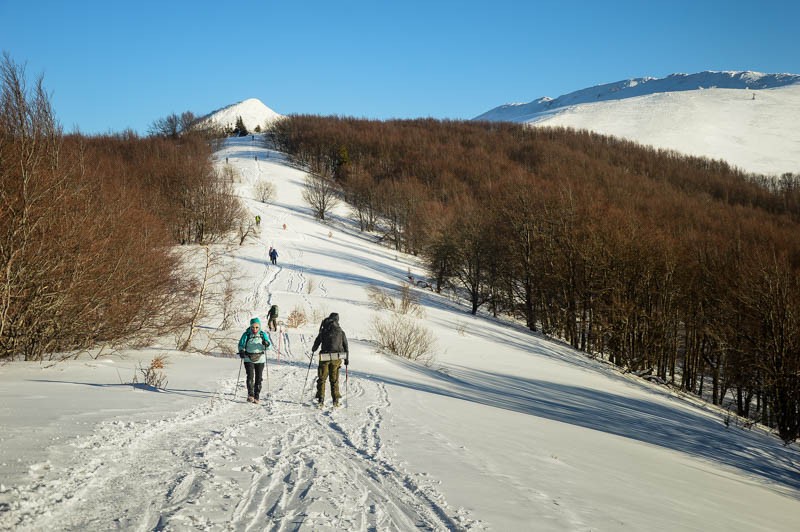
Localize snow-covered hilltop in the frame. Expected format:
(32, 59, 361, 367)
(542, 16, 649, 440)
(194, 97, 283, 132)
(475, 71, 800, 176)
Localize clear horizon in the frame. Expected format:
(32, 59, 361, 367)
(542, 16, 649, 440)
(2, 0, 798, 134)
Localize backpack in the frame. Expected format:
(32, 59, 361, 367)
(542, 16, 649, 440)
(246, 329, 271, 348)
(269, 305, 279, 317)
(317, 319, 345, 353)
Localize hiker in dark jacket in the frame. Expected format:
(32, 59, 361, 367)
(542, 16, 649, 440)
(311, 312, 349, 407)
(267, 304, 279, 331)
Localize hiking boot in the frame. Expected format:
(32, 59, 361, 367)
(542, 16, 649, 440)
(247, 396, 254, 403)
(332, 401, 340, 408)
(253, 398, 260, 405)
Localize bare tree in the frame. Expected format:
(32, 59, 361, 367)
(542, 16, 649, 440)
(255, 180, 276, 203)
(148, 113, 181, 138)
(345, 166, 379, 231)
(180, 247, 210, 351)
(179, 111, 196, 132)
(148, 110, 196, 138)
(302, 173, 340, 220)
(238, 218, 257, 245)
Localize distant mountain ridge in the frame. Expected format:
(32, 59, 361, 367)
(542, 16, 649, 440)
(195, 98, 283, 132)
(475, 71, 800, 123)
(474, 71, 800, 176)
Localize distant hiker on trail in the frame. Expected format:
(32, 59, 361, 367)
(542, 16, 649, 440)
(311, 313, 349, 407)
(255, 215, 261, 226)
(238, 317, 271, 404)
(269, 247, 278, 265)
(267, 304, 279, 332)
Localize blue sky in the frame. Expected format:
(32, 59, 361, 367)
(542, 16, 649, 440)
(2, 0, 798, 135)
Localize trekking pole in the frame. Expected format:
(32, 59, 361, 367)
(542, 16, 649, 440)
(234, 357, 243, 402)
(299, 351, 315, 402)
(278, 327, 283, 363)
(269, 330, 279, 365)
(264, 354, 270, 403)
(345, 363, 349, 409)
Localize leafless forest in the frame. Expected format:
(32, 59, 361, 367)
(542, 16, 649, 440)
(0, 56, 242, 364)
(272, 115, 800, 442)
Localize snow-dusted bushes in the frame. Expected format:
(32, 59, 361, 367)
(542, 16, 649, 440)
(371, 314, 435, 363)
(366, 284, 424, 318)
(368, 285, 434, 363)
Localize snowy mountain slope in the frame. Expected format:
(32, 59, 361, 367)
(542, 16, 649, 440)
(475, 71, 800, 122)
(475, 71, 800, 176)
(1, 136, 799, 531)
(194, 97, 283, 132)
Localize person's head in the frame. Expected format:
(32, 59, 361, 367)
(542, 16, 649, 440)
(250, 317, 261, 331)
(328, 312, 339, 322)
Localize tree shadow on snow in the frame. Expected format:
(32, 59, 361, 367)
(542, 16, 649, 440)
(27, 379, 219, 399)
(355, 362, 800, 497)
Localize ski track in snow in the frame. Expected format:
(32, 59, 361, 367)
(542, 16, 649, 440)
(4, 356, 477, 530)
(1, 139, 482, 532)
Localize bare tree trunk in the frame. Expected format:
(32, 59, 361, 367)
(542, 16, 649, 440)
(181, 247, 210, 351)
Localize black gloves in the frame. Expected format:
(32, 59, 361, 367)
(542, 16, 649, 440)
(238, 351, 246, 359)
(344, 358, 349, 366)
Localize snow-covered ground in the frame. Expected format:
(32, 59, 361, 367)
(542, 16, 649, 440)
(1, 136, 799, 531)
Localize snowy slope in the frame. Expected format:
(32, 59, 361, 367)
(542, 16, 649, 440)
(1, 136, 799, 531)
(194, 97, 283, 132)
(475, 71, 800, 176)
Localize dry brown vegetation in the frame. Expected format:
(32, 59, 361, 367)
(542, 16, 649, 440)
(286, 307, 308, 329)
(272, 115, 800, 443)
(0, 55, 243, 363)
(134, 354, 170, 389)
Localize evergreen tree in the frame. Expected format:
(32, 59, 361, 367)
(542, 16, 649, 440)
(235, 116, 248, 137)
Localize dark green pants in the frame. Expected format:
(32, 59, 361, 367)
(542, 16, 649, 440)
(315, 359, 342, 403)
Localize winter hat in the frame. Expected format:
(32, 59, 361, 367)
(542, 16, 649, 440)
(250, 317, 261, 327)
(328, 312, 339, 322)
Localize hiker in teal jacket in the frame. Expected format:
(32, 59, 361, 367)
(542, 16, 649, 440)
(238, 317, 271, 404)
